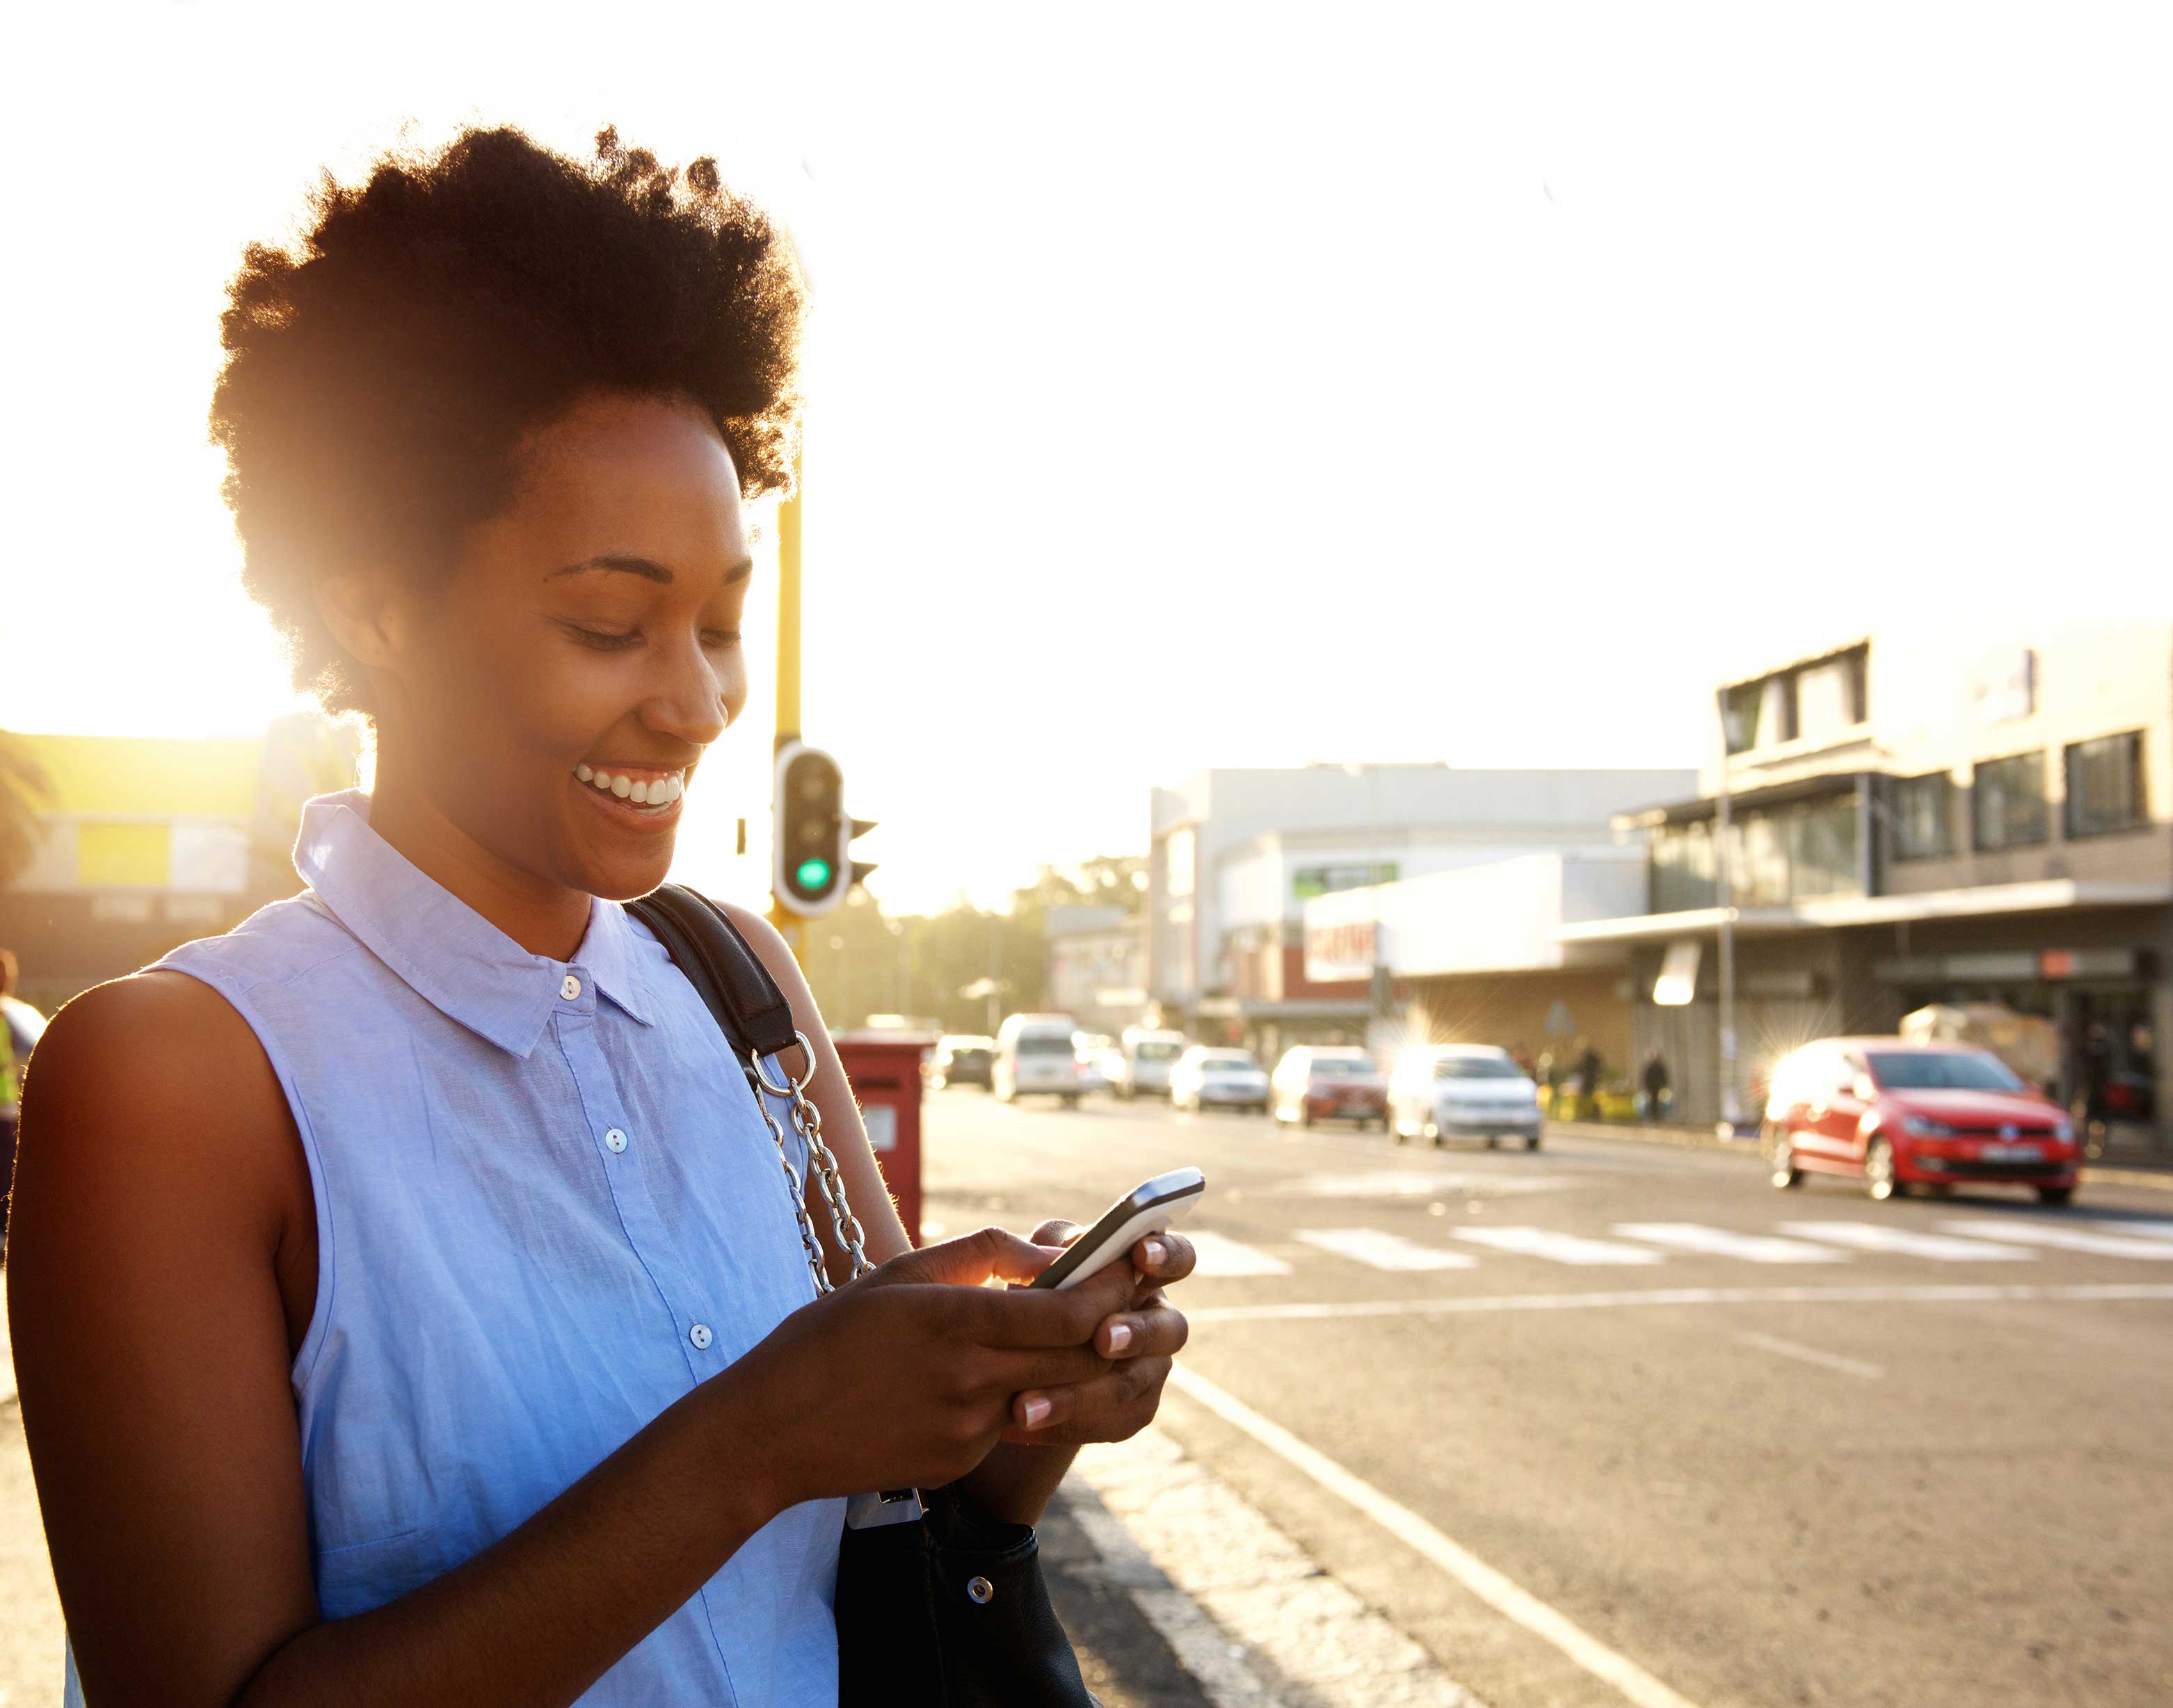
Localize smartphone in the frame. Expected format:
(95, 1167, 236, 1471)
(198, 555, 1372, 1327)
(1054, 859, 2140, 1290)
(1030, 1167, 1207, 1291)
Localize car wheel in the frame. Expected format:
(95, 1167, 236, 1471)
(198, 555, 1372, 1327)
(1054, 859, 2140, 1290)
(1525, 1133, 1541, 1151)
(1767, 1124, 1803, 1189)
(1863, 1136, 1898, 1202)
(1484, 1135, 1498, 1150)
(1299, 1104, 1315, 1129)
(2037, 1185, 2076, 1207)
(1061, 1094, 1081, 1109)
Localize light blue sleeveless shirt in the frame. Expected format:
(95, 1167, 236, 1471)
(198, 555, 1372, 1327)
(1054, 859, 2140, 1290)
(65, 789, 843, 1705)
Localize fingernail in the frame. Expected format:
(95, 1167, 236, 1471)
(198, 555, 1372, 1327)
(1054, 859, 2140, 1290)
(1141, 1238, 1168, 1267)
(1106, 1321, 1134, 1354)
(1021, 1395, 1052, 1428)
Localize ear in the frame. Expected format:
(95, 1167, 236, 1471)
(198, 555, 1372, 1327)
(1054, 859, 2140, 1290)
(314, 565, 415, 679)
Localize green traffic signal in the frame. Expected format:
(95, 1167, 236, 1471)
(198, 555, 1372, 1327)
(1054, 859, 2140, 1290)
(794, 857, 835, 892)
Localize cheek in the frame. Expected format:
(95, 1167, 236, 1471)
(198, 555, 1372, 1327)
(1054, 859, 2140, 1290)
(408, 611, 595, 771)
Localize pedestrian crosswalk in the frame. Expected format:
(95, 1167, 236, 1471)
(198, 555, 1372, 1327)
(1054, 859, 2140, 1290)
(1183, 1217, 2173, 1278)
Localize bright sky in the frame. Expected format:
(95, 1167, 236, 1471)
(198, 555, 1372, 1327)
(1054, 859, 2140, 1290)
(4, 3, 2168, 913)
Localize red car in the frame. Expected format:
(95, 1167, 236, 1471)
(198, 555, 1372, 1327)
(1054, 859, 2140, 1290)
(1763, 1038, 2078, 1205)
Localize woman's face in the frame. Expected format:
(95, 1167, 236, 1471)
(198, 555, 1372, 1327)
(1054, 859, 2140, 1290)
(376, 391, 754, 901)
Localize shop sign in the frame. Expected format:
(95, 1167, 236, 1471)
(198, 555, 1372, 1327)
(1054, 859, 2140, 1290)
(1304, 918, 1380, 983)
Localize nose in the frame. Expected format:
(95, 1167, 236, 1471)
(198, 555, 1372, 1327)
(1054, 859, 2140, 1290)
(641, 630, 738, 749)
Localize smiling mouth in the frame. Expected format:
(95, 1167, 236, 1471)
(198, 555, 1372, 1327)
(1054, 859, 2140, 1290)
(574, 762, 687, 814)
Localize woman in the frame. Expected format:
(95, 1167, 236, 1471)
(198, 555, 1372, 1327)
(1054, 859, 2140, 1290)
(8, 126, 1193, 1707)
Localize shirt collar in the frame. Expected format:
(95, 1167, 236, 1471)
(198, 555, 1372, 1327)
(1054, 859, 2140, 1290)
(294, 789, 657, 1057)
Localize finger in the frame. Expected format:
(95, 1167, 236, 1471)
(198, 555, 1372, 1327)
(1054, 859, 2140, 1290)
(943, 1257, 1135, 1349)
(876, 1225, 1056, 1290)
(1028, 1218, 1084, 1248)
(1009, 1356, 1171, 1440)
(1131, 1230, 1196, 1285)
(1096, 1300, 1189, 1361)
(981, 1343, 1109, 1396)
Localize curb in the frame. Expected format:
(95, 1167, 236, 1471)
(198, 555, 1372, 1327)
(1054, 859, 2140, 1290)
(1546, 1119, 2173, 1192)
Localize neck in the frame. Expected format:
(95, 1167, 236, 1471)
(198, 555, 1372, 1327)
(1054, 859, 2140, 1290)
(366, 734, 592, 963)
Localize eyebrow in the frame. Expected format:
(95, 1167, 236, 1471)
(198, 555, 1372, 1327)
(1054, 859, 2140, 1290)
(550, 554, 755, 586)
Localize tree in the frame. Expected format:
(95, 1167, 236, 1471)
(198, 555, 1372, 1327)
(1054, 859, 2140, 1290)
(0, 730, 54, 889)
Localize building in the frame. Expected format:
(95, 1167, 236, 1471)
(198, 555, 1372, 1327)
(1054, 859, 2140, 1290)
(1043, 905, 1146, 1038)
(1147, 764, 1697, 1061)
(1563, 622, 2171, 1152)
(0, 716, 362, 1011)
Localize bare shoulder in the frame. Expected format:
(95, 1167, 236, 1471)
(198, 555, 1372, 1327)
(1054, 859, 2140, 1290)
(719, 901, 817, 1006)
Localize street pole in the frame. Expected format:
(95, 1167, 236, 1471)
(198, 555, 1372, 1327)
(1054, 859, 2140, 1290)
(1715, 699, 1741, 1135)
(771, 455, 804, 959)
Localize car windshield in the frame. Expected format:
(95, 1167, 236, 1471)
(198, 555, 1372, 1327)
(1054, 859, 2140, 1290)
(1201, 1052, 1258, 1070)
(1017, 1034, 1074, 1056)
(1308, 1059, 1372, 1077)
(1866, 1050, 2026, 1093)
(1434, 1055, 1522, 1079)
(1135, 1041, 1182, 1061)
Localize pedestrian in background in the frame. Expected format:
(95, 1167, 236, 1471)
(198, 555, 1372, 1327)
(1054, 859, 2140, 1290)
(8, 125, 1194, 1708)
(1578, 1040, 1604, 1120)
(1641, 1047, 1671, 1122)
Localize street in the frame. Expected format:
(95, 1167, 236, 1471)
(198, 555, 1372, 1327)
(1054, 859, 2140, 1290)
(927, 1089, 2173, 1708)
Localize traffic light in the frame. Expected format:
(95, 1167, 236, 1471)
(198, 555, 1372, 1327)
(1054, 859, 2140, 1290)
(772, 741, 879, 917)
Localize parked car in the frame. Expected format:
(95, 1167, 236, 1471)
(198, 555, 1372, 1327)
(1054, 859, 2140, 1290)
(992, 1013, 1093, 1105)
(1071, 1032, 1109, 1096)
(925, 1034, 995, 1090)
(1169, 1046, 1270, 1115)
(1102, 1028, 1189, 1099)
(1763, 1038, 2078, 1204)
(1269, 1045, 1387, 1128)
(1388, 1045, 1543, 1149)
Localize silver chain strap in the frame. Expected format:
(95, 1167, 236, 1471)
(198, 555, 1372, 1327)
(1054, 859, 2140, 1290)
(753, 1031, 874, 1295)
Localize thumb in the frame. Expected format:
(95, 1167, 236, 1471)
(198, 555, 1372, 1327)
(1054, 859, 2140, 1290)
(872, 1225, 1062, 1289)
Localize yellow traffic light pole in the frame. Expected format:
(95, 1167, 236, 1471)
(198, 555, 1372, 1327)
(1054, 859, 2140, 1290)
(769, 460, 805, 956)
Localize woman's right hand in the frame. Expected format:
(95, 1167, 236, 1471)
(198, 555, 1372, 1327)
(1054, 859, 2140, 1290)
(732, 1226, 1132, 1506)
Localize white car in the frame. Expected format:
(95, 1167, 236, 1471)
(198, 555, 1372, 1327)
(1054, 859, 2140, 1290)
(1388, 1045, 1543, 1149)
(1169, 1046, 1270, 1115)
(1103, 1028, 1189, 1099)
(992, 1013, 1093, 1104)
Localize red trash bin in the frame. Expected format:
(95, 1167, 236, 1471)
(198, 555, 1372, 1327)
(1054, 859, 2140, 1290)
(833, 1033, 934, 1246)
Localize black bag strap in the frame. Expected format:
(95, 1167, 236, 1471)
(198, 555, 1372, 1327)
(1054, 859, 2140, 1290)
(624, 883, 799, 1063)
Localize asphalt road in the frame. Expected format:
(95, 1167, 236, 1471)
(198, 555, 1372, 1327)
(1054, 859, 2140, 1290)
(922, 1088, 2173, 1708)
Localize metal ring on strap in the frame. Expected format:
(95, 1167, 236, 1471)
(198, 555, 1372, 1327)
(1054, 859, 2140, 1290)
(752, 1031, 820, 1097)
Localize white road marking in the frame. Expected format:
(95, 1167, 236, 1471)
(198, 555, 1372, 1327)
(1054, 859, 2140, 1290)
(1187, 1282, 2173, 1324)
(1614, 1223, 1852, 1264)
(1167, 1366, 1706, 1708)
(1735, 1331, 1884, 1379)
(1294, 1227, 1480, 1271)
(1939, 1218, 2173, 1259)
(2048, 1216, 2173, 1242)
(1454, 1227, 1667, 1266)
(1188, 1230, 1295, 1278)
(1278, 1169, 1564, 1198)
(1778, 1221, 2037, 1262)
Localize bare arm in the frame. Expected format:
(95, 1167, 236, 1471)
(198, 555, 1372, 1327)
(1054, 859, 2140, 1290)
(8, 973, 1115, 1707)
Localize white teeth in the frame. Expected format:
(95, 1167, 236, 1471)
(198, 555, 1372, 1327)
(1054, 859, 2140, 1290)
(629, 779, 650, 804)
(664, 774, 682, 801)
(575, 763, 594, 782)
(593, 771, 615, 792)
(611, 774, 632, 799)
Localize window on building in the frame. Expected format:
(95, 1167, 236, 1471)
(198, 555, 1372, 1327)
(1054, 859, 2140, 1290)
(1795, 647, 1868, 744)
(1889, 773, 1954, 861)
(1651, 819, 1717, 912)
(1972, 752, 2048, 851)
(2065, 732, 2146, 838)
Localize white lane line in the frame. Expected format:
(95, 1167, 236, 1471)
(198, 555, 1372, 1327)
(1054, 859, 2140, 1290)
(1939, 1218, 2173, 1260)
(1735, 1331, 1884, 1379)
(1187, 1282, 2173, 1324)
(2044, 1216, 2173, 1245)
(1613, 1223, 1851, 1264)
(1168, 1365, 1705, 1708)
(1295, 1227, 1480, 1271)
(1454, 1227, 1666, 1266)
(1188, 1230, 1295, 1278)
(1777, 1221, 2037, 1262)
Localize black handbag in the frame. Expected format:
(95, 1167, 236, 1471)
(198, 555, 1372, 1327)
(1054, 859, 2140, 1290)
(625, 883, 1096, 1708)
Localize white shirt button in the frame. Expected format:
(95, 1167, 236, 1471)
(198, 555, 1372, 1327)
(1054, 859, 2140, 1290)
(560, 974, 582, 1001)
(604, 1127, 628, 1154)
(689, 1323, 714, 1351)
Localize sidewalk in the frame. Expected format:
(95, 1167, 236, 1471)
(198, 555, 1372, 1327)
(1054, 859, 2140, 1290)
(1543, 1115, 2173, 1191)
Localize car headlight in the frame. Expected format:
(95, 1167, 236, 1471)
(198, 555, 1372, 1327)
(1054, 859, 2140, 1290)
(2053, 1118, 2074, 1142)
(1901, 1115, 1956, 1138)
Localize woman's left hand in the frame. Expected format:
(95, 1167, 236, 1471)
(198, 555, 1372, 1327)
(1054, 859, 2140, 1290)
(1002, 1219, 1194, 1447)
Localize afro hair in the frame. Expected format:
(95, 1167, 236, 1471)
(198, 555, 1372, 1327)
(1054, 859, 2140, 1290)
(210, 125, 805, 714)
